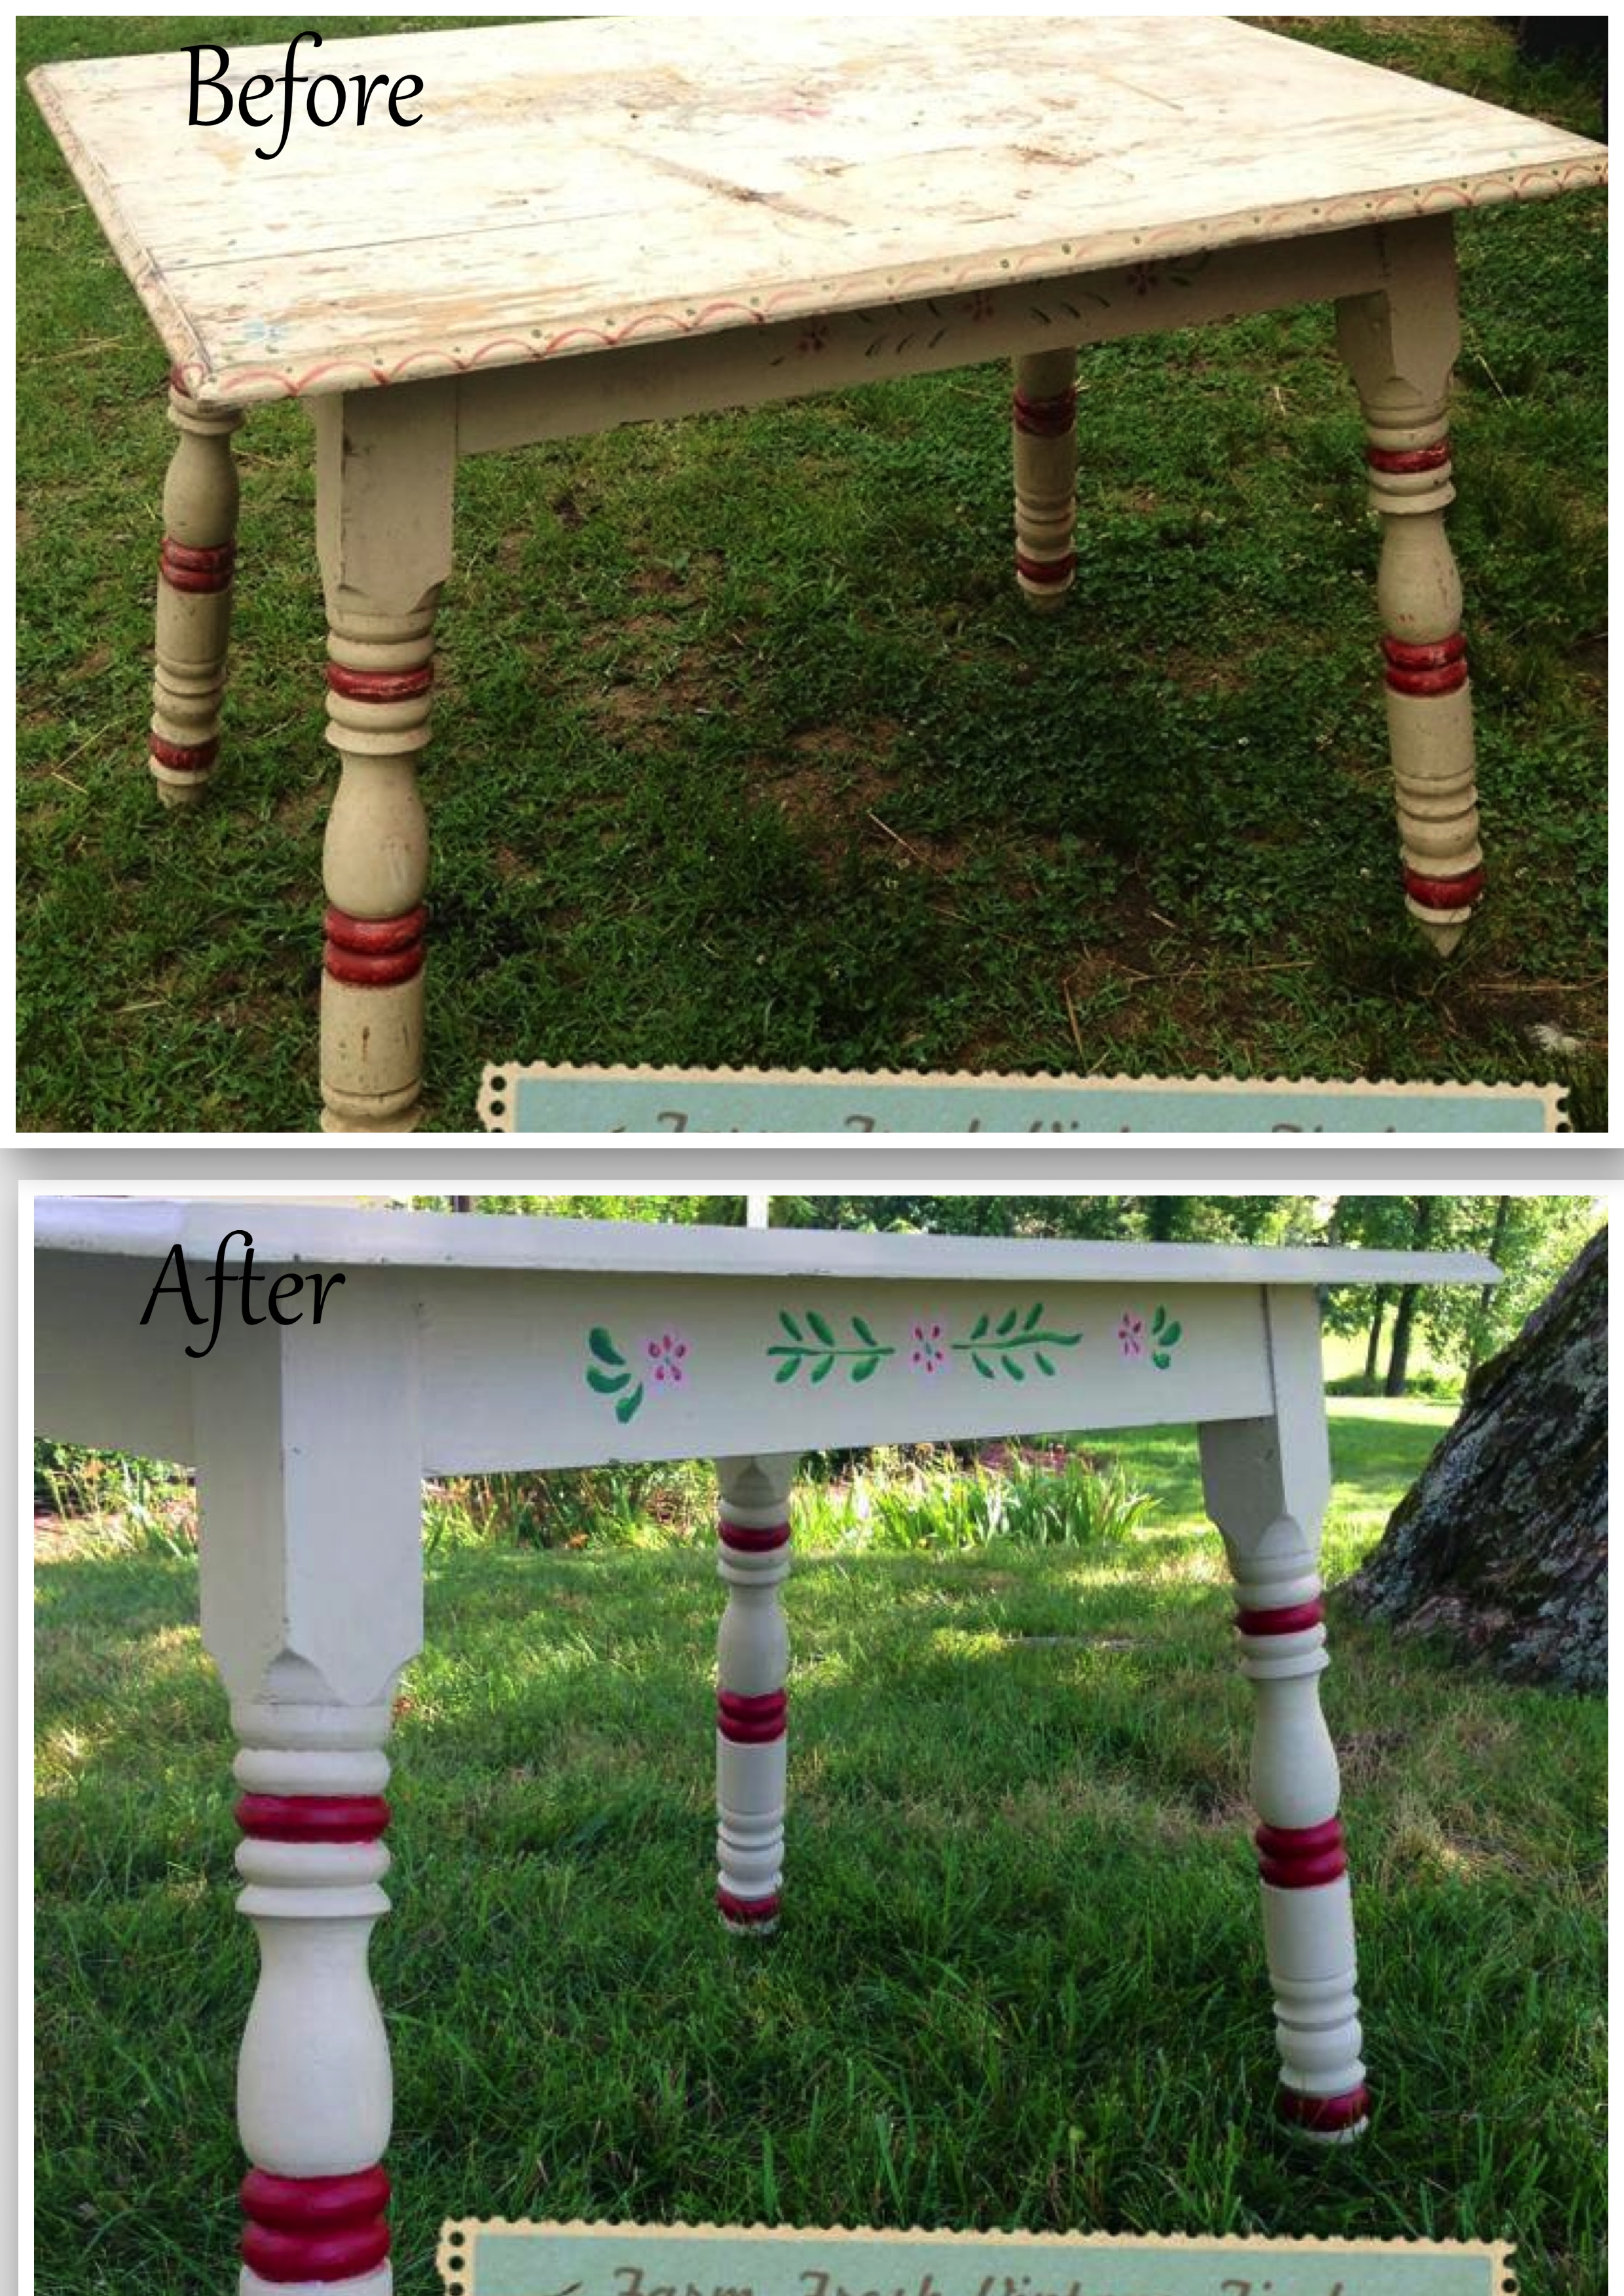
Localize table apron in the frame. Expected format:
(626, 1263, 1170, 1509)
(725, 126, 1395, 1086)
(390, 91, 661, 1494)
(452, 223, 1399, 456)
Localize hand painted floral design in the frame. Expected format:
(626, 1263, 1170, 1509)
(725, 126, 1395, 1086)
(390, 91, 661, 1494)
(585, 1326, 686, 1423)
(910, 1321, 948, 1376)
(645, 1332, 688, 1387)
(1148, 1303, 1183, 1370)
(954, 1303, 1082, 1382)
(769, 1309, 894, 1385)
(1117, 1311, 1145, 1359)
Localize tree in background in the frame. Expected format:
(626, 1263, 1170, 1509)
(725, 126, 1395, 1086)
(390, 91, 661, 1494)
(1342, 1224, 1606, 1693)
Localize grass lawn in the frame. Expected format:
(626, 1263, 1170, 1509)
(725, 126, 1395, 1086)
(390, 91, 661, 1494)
(35, 1406, 1604, 2296)
(16, 18, 1608, 1131)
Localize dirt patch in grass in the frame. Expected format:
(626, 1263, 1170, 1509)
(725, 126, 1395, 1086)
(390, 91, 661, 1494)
(749, 721, 907, 845)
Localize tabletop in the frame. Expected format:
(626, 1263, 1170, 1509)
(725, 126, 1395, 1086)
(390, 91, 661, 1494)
(29, 16, 1608, 406)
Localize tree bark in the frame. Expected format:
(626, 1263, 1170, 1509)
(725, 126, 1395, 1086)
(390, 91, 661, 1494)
(1342, 1226, 1606, 1693)
(1363, 1290, 1388, 1382)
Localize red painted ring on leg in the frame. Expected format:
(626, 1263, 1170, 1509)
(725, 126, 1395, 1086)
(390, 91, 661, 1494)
(1366, 439, 1450, 473)
(1013, 386, 1078, 437)
(327, 661, 435, 704)
(160, 538, 237, 594)
(241, 2165, 390, 2283)
(718, 1519, 791, 1552)
(1403, 865, 1486, 913)
(1014, 549, 1078, 586)
(149, 735, 220, 775)
(323, 904, 429, 988)
(718, 1689, 788, 1743)
(1256, 1816, 1348, 1889)
(1278, 2083, 1371, 2134)
(1234, 1599, 1324, 1636)
(235, 1794, 391, 1842)
(717, 1886, 781, 1925)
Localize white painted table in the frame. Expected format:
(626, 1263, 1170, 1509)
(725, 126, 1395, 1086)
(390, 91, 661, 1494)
(28, 20, 1607, 1130)
(35, 1200, 1496, 2290)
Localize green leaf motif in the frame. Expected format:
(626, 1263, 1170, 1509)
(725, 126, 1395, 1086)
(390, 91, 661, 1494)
(586, 1365, 630, 1396)
(852, 1315, 877, 1347)
(950, 1305, 1081, 1379)
(1023, 1303, 1044, 1330)
(972, 1353, 995, 1381)
(851, 1356, 880, 1383)
(774, 1358, 800, 1385)
(1003, 1355, 1026, 1382)
(779, 1311, 803, 1342)
(969, 1313, 990, 1343)
(810, 1355, 835, 1385)
(588, 1326, 625, 1368)
(996, 1307, 1019, 1337)
(807, 1310, 836, 1347)
(767, 1309, 898, 1384)
(1152, 1350, 1172, 1370)
(614, 1386, 644, 1424)
(1162, 1319, 1183, 1347)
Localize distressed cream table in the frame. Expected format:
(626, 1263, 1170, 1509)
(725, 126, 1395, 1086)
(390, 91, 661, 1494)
(28, 20, 1608, 1131)
(35, 1199, 1496, 2291)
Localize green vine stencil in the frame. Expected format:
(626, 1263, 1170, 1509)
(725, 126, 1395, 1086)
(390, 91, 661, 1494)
(952, 1303, 1082, 1382)
(584, 1326, 644, 1423)
(767, 1309, 895, 1385)
(1150, 1303, 1183, 1370)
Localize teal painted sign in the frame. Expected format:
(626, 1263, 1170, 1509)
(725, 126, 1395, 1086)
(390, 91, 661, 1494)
(438, 2221, 1507, 2296)
(481, 1066, 1559, 1133)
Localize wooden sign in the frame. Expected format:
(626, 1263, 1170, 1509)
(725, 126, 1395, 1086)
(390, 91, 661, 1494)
(436, 2220, 1511, 2296)
(479, 1063, 1564, 1134)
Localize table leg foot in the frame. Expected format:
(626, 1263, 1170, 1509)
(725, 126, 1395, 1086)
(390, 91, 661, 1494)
(1012, 348, 1078, 610)
(714, 1453, 798, 1934)
(150, 375, 242, 806)
(1336, 223, 1482, 953)
(233, 1702, 397, 2295)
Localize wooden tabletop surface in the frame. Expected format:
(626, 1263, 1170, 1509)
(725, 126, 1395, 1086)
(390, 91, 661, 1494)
(29, 17, 1607, 405)
(33, 1199, 1499, 1290)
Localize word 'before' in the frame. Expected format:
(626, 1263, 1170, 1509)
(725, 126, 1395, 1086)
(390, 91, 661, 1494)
(187, 33, 423, 162)
(139, 1229, 346, 1358)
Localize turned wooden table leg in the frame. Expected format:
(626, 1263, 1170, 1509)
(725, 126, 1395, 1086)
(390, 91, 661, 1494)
(714, 1452, 798, 1934)
(195, 1309, 424, 2295)
(312, 382, 456, 1133)
(1337, 219, 1482, 955)
(1198, 1291, 1369, 2141)
(1012, 347, 1079, 610)
(149, 374, 242, 807)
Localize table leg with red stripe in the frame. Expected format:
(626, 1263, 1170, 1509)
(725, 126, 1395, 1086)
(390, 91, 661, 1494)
(312, 384, 457, 1133)
(714, 1454, 799, 1935)
(1198, 1291, 1369, 2140)
(1012, 348, 1079, 610)
(149, 374, 242, 808)
(1336, 219, 1483, 957)
(195, 1311, 425, 2294)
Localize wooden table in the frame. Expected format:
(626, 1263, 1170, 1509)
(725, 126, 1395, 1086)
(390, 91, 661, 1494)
(35, 1199, 1496, 2291)
(29, 22, 1606, 1130)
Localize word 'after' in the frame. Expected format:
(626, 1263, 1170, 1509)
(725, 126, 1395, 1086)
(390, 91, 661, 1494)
(187, 33, 423, 162)
(140, 1229, 345, 1358)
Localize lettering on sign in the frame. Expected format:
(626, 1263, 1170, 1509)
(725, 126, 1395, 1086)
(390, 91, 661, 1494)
(187, 33, 424, 162)
(139, 1228, 345, 1358)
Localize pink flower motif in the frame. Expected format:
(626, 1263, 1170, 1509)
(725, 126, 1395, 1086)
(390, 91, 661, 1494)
(1117, 1312, 1145, 1359)
(1128, 261, 1158, 297)
(798, 318, 829, 354)
(645, 1332, 689, 1387)
(910, 1321, 948, 1375)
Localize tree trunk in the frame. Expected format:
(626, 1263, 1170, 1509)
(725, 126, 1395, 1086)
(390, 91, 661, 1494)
(1363, 1290, 1389, 1382)
(1384, 1197, 1436, 1394)
(1467, 1197, 1511, 1372)
(1342, 1226, 1606, 1693)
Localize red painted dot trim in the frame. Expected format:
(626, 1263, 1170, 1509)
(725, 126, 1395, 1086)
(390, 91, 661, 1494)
(326, 661, 435, 704)
(1013, 385, 1078, 438)
(1366, 438, 1450, 474)
(718, 1689, 788, 1743)
(1383, 632, 1469, 697)
(1015, 549, 1078, 585)
(160, 538, 236, 594)
(1278, 2083, 1371, 2133)
(149, 734, 219, 774)
(1403, 865, 1486, 913)
(718, 1519, 791, 1553)
(241, 2165, 390, 2283)
(1255, 1818, 1348, 1889)
(235, 1795, 390, 1843)
(1234, 1600, 1324, 1636)
(717, 1886, 781, 1925)
(323, 904, 429, 988)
